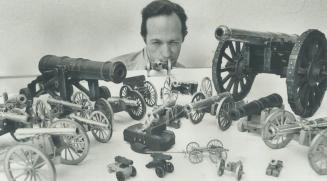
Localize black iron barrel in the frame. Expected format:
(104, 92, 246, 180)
(229, 93, 283, 120)
(38, 55, 127, 83)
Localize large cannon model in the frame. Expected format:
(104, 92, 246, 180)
(120, 75, 158, 107)
(3, 120, 90, 181)
(21, 55, 126, 102)
(262, 110, 327, 175)
(229, 94, 284, 133)
(212, 25, 327, 117)
(185, 92, 235, 130)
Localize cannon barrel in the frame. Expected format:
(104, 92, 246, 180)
(38, 55, 127, 83)
(152, 99, 176, 116)
(185, 92, 231, 112)
(0, 112, 29, 124)
(229, 94, 283, 120)
(47, 98, 84, 110)
(70, 114, 109, 128)
(14, 128, 77, 137)
(275, 118, 327, 136)
(107, 97, 139, 107)
(215, 25, 298, 45)
(4, 93, 27, 105)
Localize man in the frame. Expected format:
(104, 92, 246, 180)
(110, 0, 188, 70)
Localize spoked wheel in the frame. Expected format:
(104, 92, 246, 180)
(99, 86, 111, 99)
(217, 159, 226, 176)
(189, 92, 206, 124)
(188, 150, 203, 164)
(207, 139, 227, 163)
(50, 119, 90, 165)
(212, 40, 256, 101)
(262, 110, 297, 149)
(287, 29, 327, 118)
(71, 91, 93, 118)
(216, 95, 235, 131)
(308, 130, 327, 175)
(200, 77, 213, 97)
(4, 144, 56, 181)
(119, 85, 132, 98)
(161, 76, 178, 103)
(143, 81, 158, 107)
(94, 98, 114, 125)
(155, 166, 165, 178)
(126, 90, 146, 120)
(235, 162, 244, 181)
(186, 142, 200, 154)
(35, 99, 52, 128)
(165, 162, 174, 173)
(90, 111, 113, 143)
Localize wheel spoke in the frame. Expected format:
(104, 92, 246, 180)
(222, 52, 233, 62)
(228, 42, 236, 58)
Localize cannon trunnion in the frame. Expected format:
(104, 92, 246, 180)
(212, 25, 327, 117)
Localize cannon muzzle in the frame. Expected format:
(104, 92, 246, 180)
(3, 93, 27, 105)
(38, 55, 127, 83)
(14, 127, 77, 137)
(229, 94, 283, 120)
(0, 112, 29, 124)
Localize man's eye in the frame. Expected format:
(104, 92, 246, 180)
(152, 42, 161, 45)
(169, 42, 181, 46)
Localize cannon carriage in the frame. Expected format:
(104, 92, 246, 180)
(107, 156, 137, 181)
(145, 153, 174, 178)
(212, 25, 327, 117)
(146, 59, 172, 77)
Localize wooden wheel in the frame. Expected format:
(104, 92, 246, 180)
(71, 91, 92, 118)
(207, 139, 225, 163)
(189, 92, 206, 124)
(188, 150, 203, 164)
(200, 77, 213, 97)
(308, 129, 327, 175)
(262, 110, 297, 149)
(143, 81, 158, 107)
(90, 111, 113, 143)
(119, 85, 132, 98)
(235, 162, 244, 181)
(126, 90, 146, 120)
(287, 29, 327, 117)
(99, 86, 111, 99)
(4, 144, 56, 181)
(161, 76, 178, 103)
(216, 95, 235, 131)
(217, 159, 225, 176)
(212, 40, 256, 101)
(186, 141, 200, 154)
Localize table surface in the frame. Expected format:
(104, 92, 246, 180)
(0, 68, 326, 181)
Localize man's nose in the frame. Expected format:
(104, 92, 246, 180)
(161, 44, 172, 60)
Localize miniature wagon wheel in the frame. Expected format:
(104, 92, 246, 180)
(50, 119, 90, 165)
(207, 139, 227, 163)
(90, 110, 113, 143)
(161, 76, 178, 102)
(212, 40, 256, 101)
(189, 92, 206, 124)
(308, 129, 327, 175)
(99, 86, 111, 99)
(200, 77, 213, 97)
(143, 81, 158, 107)
(235, 162, 244, 181)
(188, 150, 204, 164)
(287, 29, 327, 118)
(71, 91, 93, 118)
(94, 98, 114, 129)
(125, 90, 146, 120)
(186, 141, 200, 154)
(217, 159, 226, 176)
(4, 144, 56, 181)
(216, 95, 235, 131)
(262, 110, 297, 149)
(119, 85, 132, 98)
(35, 99, 52, 128)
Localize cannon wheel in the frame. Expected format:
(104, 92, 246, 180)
(200, 77, 213, 97)
(119, 85, 132, 98)
(165, 162, 174, 173)
(90, 111, 113, 143)
(236, 162, 244, 181)
(161, 76, 178, 103)
(212, 40, 256, 101)
(308, 129, 327, 175)
(50, 119, 90, 165)
(188, 150, 203, 164)
(4, 144, 56, 181)
(207, 139, 225, 163)
(99, 86, 111, 99)
(189, 92, 206, 124)
(9, 108, 31, 142)
(126, 90, 146, 120)
(143, 81, 158, 107)
(287, 29, 327, 118)
(186, 141, 200, 154)
(218, 159, 226, 176)
(94, 98, 114, 133)
(262, 110, 297, 149)
(216, 95, 235, 131)
(155, 166, 166, 178)
(71, 91, 93, 118)
(35, 99, 52, 128)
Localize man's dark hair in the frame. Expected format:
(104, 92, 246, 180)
(140, 0, 188, 41)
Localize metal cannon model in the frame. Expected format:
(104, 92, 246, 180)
(120, 75, 158, 107)
(229, 94, 284, 133)
(185, 92, 235, 130)
(212, 25, 327, 117)
(107, 156, 137, 181)
(21, 55, 126, 102)
(160, 76, 213, 102)
(266, 160, 283, 177)
(262, 109, 327, 175)
(217, 159, 244, 181)
(146, 59, 172, 77)
(3, 121, 90, 181)
(145, 153, 174, 178)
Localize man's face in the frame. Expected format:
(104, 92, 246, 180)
(145, 13, 183, 66)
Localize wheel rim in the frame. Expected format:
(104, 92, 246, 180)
(212, 40, 255, 101)
(287, 29, 327, 117)
(4, 144, 56, 181)
(99, 86, 111, 99)
(308, 130, 327, 175)
(161, 76, 178, 103)
(90, 111, 112, 143)
(127, 91, 146, 120)
(262, 110, 297, 149)
(218, 159, 225, 176)
(207, 139, 226, 163)
(188, 150, 203, 164)
(119, 85, 130, 98)
(186, 142, 200, 154)
(71, 91, 92, 118)
(200, 77, 213, 97)
(189, 92, 206, 124)
(143, 81, 158, 107)
(216, 96, 235, 131)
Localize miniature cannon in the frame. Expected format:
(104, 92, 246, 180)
(146, 59, 172, 77)
(230, 94, 284, 133)
(185, 139, 228, 164)
(146, 153, 174, 178)
(217, 159, 244, 181)
(212, 25, 327, 117)
(262, 110, 327, 175)
(107, 156, 137, 181)
(266, 160, 283, 177)
(3, 120, 90, 181)
(120, 75, 158, 107)
(21, 55, 126, 102)
(161, 76, 213, 102)
(185, 92, 235, 130)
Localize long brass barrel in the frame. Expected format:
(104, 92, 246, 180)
(276, 118, 327, 136)
(107, 97, 139, 107)
(15, 128, 77, 137)
(70, 115, 108, 128)
(185, 92, 231, 112)
(47, 98, 83, 110)
(0, 112, 29, 124)
(5, 94, 27, 105)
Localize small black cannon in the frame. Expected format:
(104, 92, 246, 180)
(21, 55, 126, 101)
(212, 25, 327, 117)
(107, 156, 136, 181)
(146, 59, 172, 77)
(146, 153, 174, 178)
